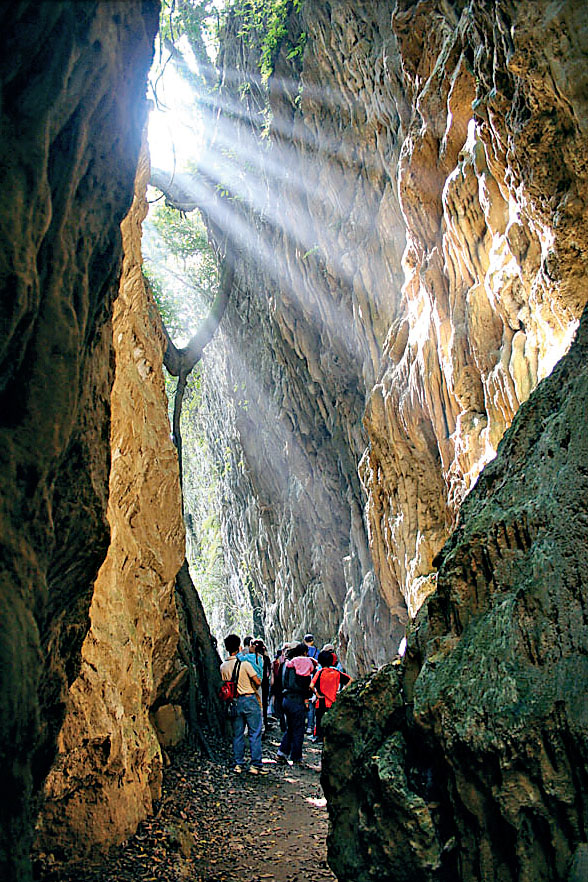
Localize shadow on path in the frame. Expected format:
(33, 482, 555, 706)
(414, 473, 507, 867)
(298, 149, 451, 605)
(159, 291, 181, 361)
(35, 724, 337, 882)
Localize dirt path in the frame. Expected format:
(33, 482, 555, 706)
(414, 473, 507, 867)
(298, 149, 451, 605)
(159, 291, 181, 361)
(36, 726, 337, 882)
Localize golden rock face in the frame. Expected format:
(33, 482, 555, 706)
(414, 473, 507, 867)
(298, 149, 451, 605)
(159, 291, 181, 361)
(36, 143, 186, 858)
(359, 1, 588, 626)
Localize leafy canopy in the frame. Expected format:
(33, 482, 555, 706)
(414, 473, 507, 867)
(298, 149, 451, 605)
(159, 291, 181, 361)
(143, 202, 218, 341)
(158, 0, 305, 85)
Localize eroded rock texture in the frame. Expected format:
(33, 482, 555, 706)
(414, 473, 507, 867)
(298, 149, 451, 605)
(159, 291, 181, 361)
(362, 0, 588, 624)
(35, 142, 187, 859)
(199, 0, 588, 672)
(322, 302, 588, 881)
(201, 3, 404, 671)
(0, 3, 159, 878)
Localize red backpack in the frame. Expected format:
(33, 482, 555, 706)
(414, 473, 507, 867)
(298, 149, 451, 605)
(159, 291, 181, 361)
(219, 658, 241, 702)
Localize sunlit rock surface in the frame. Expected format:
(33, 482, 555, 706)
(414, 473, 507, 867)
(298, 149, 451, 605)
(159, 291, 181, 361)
(201, 0, 587, 672)
(0, 4, 159, 879)
(361, 0, 588, 623)
(323, 301, 588, 881)
(35, 144, 186, 859)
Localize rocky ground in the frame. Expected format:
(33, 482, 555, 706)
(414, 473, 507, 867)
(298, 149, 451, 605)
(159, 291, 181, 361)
(34, 724, 336, 882)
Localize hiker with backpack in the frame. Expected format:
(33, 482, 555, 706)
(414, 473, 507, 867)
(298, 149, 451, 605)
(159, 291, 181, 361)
(275, 642, 317, 766)
(310, 650, 352, 742)
(220, 634, 268, 775)
(271, 642, 294, 732)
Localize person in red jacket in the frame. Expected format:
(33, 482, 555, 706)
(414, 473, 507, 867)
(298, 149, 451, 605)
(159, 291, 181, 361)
(310, 650, 352, 742)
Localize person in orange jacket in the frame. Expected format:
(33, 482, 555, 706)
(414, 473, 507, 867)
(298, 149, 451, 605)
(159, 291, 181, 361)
(310, 650, 352, 742)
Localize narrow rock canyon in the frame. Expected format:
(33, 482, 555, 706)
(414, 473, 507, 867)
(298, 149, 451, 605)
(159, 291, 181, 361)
(0, 2, 586, 881)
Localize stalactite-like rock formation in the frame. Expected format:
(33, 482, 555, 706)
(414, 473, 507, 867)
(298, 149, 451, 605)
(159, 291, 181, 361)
(0, 4, 159, 879)
(361, 0, 588, 626)
(201, 0, 588, 673)
(34, 142, 187, 859)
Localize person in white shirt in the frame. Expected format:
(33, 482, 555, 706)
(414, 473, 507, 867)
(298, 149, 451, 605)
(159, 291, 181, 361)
(220, 634, 267, 775)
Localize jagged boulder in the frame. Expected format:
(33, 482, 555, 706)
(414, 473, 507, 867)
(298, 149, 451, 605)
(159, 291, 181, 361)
(322, 663, 444, 882)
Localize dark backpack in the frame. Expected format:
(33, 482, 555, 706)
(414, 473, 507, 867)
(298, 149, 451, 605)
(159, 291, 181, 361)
(282, 664, 311, 698)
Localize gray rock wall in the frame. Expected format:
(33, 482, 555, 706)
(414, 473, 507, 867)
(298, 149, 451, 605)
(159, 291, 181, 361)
(201, 0, 587, 674)
(201, 2, 406, 670)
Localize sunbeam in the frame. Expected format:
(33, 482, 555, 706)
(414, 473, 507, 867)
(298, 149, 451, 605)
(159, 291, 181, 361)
(147, 68, 406, 376)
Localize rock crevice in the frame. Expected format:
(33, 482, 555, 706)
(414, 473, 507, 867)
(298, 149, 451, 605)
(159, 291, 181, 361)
(35, 140, 187, 859)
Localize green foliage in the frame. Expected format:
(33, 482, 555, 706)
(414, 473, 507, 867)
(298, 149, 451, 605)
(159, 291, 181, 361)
(231, 0, 305, 81)
(158, 0, 221, 89)
(286, 31, 306, 60)
(158, 0, 305, 88)
(302, 244, 320, 260)
(143, 202, 218, 340)
(181, 373, 224, 623)
(152, 201, 211, 260)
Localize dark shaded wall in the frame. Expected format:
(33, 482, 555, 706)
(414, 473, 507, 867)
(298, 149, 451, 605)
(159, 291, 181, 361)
(0, 3, 159, 878)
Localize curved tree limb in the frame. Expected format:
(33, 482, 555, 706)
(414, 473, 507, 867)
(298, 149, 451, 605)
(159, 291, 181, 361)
(180, 258, 234, 368)
(150, 166, 218, 216)
(150, 254, 234, 485)
(150, 165, 229, 271)
(150, 17, 231, 748)
(148, 164, 236, 485)
(168, 259, 234, 482)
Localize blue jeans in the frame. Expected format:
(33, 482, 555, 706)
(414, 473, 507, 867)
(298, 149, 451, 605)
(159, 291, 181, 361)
(233, 694, 263, 768)
(306, 700, 316, 733)
(278, 697, 307, 762)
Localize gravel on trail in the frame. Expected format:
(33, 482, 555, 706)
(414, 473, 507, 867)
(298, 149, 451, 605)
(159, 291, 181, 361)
(34, 724, 337, 882)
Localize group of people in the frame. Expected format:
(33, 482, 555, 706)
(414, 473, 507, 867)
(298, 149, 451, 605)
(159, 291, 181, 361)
(220, 632, 352, 775)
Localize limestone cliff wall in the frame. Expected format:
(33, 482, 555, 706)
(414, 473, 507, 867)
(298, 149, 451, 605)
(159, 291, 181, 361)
(322, 300, 588, 882)
(0, 4, 159, 879)
(361, 0, 588, 624)
(200, 0, 587, 672)
(35, 143, 187, 859)
(308, 4, 588, 878)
